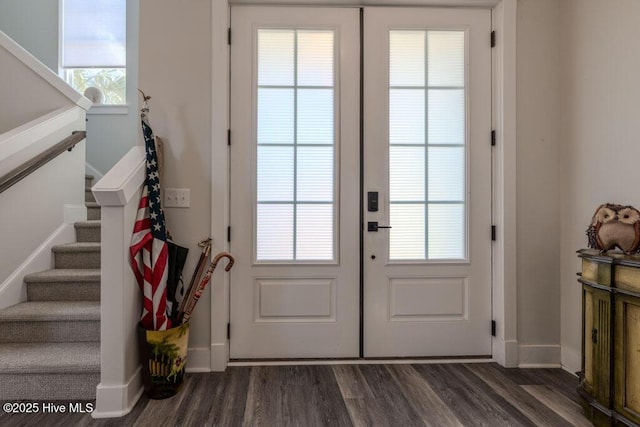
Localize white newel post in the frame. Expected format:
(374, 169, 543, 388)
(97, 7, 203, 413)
(91, 146, 146, 418)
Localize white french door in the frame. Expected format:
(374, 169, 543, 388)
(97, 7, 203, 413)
(229, 6, 492, 359)
(229, 6, 360, 358)
(363, 8, 492, 357)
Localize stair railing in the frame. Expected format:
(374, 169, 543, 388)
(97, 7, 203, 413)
(0, 131, 86, 194)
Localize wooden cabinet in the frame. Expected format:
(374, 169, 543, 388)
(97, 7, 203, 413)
(578, 249, 640, 426)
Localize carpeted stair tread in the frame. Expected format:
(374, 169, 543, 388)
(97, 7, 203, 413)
(74, 220, 101, 228)
(52, 242, 101, 252)
(52, 242, 101, 269)
(74, 220, 101, 242)
(85, 188, 96, 203)
(25, 269, 101, 301)
(86, 201, 101, 220)
(0, 301, 100, 322)
(24, 268, 100, 283)
(0, 342, 99, 374)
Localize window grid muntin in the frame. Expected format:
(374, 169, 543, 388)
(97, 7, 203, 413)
(389, 29, 466, 261)
(256, 29, 335, 261)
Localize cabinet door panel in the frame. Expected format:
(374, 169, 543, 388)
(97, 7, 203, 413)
(583, 287, 594, 393)
(615, 295, 640, 424)
(582, 285, 611, 407)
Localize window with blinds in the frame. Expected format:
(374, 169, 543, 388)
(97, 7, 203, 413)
(255, 29, 336, 262)
(388, 30, 467, 261)
(61, 0, 126, 104)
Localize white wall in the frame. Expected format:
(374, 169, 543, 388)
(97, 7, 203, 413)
(0, 0, 140, 177)
(515, 0, 562, 365)
(138, 0, 213, 363)
(559, 0, 640, 373)
(0, 43, 70, 133)
(0, 0, 58, 71)
(0, 141, 85, 284)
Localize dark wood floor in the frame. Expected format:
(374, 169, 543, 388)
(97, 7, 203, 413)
(0, 363, 590, 426)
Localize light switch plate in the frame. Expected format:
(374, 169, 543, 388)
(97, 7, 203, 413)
(164, 188, 190, 208)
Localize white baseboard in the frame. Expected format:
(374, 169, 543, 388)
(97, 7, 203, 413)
(92, 367, 143, 419)
(186, 347, 211, 373)
(85, 162, 104, 182)
(228, 358, 495, 367)
(211, 342, 228, 372)
(0, 222, 74, 309)
(493, 338, 519, 367)
(561, 345, 581, 374)
(518, 344, 561, 368)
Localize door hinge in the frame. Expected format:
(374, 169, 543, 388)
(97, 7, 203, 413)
(227, 129, 231, 146)
(491, 31, 496, 48)
(227, 322, 231, 340)
(491, 130, 496, 146)
(491, 225, 497, 241)
(491, 320, 496, 336)
(227, 226, 231, 242)
(228, 28, 232, 45)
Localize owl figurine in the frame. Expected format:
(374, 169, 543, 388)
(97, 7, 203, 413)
(587, 203, 640, 254)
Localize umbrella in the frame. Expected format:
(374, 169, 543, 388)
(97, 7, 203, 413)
(181, 252, 234, 324)
(167, 240, 189, 324)
(177, 238, 212, 323)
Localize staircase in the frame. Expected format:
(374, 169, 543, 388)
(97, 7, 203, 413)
(0, 175, 101, 400)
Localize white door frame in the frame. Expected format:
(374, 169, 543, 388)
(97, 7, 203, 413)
(210, 0, 517, 371)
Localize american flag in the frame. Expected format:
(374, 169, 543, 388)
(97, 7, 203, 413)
(129, 116, 170, 331)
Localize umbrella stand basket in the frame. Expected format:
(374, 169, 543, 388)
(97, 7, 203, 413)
(137, 321, 190, 399)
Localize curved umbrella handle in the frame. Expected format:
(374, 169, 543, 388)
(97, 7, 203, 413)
(180, 252, 235, 324)
(211, 251, 234, 272)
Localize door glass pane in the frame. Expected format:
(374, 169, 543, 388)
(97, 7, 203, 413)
(428, 204, 465, 259)
(256, 29, 336, 262)
(257, 204, 294, 260)
(389, 89, 425, 145)
(258, 29, 294, 86)
(428, 89, 465, 145)
(390, 204, 425, 260)
(297, 205, 333, 260)
(258, 88, 294, 145)
(297, 89, 333, 145)
(297, 146, 333, 202)
(390, 146, 425, 202)
(389, 30, 466, 261)
(427, 31, 464, 87)
(428, 146, 464, 202)
(297, 31, 334, 86)
(257, 146, 294, 201)
(390, 31, 424, 86)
